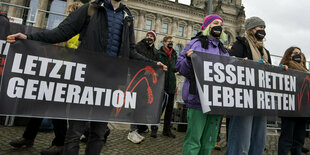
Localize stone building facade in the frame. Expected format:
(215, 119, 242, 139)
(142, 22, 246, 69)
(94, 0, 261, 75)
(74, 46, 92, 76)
(1, 0, 245, 54)
(123, 0, 245, 54)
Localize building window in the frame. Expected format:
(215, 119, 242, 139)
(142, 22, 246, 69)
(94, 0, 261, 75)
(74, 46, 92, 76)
(193, 29, 198, 37)
(145, 19, 152, 30)
(178, 26, 184, 37)
(175, 44, 183, 56)
(46, 0, 67, 29)
(162, 23, 168, 34)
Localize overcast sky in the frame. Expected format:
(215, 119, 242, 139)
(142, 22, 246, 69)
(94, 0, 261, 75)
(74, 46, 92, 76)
(177, 0, 310, 64)
(243, 0, 310, 63)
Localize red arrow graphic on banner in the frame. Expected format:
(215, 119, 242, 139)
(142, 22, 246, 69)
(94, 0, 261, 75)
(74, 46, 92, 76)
(116, 66, 157, 116)
(297, 76, 310, 112)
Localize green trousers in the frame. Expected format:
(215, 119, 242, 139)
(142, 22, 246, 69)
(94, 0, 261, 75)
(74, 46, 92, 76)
(182, 108, 221, 155)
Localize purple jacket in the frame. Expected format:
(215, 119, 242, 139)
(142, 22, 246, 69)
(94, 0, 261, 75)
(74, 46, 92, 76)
(176, 38, 230, 110)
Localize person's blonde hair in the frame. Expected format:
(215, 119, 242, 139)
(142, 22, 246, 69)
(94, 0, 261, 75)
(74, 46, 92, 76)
(68, 1, 83, 13)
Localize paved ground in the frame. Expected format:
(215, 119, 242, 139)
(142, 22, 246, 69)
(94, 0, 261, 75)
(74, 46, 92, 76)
(1, 123, 310, 155)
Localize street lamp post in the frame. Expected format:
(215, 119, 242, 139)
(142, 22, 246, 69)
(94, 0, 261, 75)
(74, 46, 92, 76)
(208, 0, 213, 15)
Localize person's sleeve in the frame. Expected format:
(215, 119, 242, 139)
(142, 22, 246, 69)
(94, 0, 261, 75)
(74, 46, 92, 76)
(229, 41, 245, 58)
(0, 16, 10, 40)
(176, 40, 195, 78)
(27, 4, 89, 44)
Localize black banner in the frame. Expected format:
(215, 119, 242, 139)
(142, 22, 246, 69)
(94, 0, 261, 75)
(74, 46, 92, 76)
(0, 40, 165, 124)
(192, 51, 310, 117)
(0, 23, 45, 81)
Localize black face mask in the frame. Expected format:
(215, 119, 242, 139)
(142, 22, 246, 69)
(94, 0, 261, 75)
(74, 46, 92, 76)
(210, 26, 222, 38)
(255, 30, 266, 41)
(292, 54, 301, 63)
(168, 43, 173, 49)
(145, 38, 153, 45)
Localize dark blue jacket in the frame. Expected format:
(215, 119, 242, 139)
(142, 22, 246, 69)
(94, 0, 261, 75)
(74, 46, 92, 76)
(105, 2, 123, 56)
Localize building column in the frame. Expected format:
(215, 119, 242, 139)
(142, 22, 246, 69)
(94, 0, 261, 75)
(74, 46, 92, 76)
(7, 0, 26, 18)
(171, 18, 178, 36)
(187, 22, 193, 38)
(35, 0, 49, 28)
(136, 10, 145, 42)
(155, 14, 162, 34)
(65, 0, 74, 13)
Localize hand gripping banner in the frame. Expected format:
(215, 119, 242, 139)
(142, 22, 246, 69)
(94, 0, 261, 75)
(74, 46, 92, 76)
(191, 51, 310, 117)
(0, 40, 165, 124)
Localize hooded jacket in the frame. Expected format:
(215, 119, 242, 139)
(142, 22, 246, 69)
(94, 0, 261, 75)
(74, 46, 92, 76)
(176, 36, 229, 110)
(135, 38, 158, 61)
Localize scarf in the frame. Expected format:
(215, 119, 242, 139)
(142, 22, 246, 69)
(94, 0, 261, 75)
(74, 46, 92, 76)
(246, 34, 268, 62)
(163, 46, 173, 62)
(287, 61, 308, 72)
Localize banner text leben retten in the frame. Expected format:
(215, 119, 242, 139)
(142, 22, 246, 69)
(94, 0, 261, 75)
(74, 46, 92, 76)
(203, 61, 296, 111)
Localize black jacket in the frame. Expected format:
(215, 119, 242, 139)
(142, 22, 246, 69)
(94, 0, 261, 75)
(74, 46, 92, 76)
(0, 13, 10, 40)
(27, 0, 152, 62)
(158, 47, 177, 94)
(135, 39, 158, 61)
(230, 37, 272, 64)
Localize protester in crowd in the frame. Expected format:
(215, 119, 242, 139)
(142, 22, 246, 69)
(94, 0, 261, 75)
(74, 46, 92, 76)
(156, 35, 178, 139)
(226, 16, 272, 155)
(278, 47, 309, 155)
(8, 2, 85, 155)
(7, 0, 166, 154)
(0, 3, 10, 40)
(176, 14, 229, 155)
(127, 30, 159, 143)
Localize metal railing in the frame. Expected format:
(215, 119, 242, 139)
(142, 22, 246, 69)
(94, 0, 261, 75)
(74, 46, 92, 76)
(1, 2, 310, 131)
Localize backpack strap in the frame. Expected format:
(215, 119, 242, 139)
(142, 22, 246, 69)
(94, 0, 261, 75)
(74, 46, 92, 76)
(79, 1, 99, 42)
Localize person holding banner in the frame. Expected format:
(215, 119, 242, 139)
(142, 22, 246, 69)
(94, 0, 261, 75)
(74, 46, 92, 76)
(176, 14, 229, 155)
(157, 35, 178, 138)
(278, 47, 309, 155)
(6, 0, 167, 154)
(128, 30, 159, 143)
(8, 2, 85, 155)
(226, 16, 272, 155)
